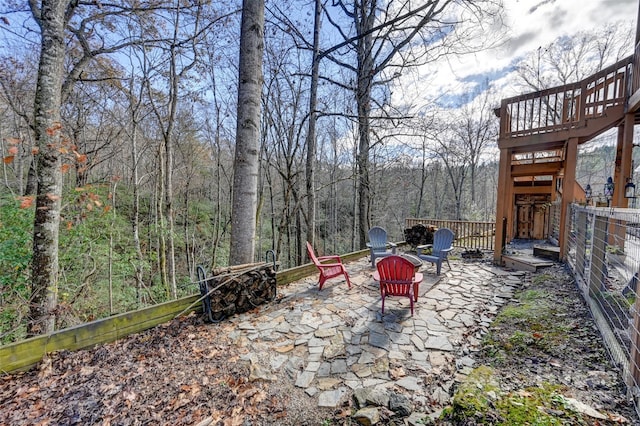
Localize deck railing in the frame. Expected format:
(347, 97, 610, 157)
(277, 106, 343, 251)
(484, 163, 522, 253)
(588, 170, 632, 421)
(633, 41, 640, 96)
(498, 55, 633, 140)
(405, 218, 495, 251)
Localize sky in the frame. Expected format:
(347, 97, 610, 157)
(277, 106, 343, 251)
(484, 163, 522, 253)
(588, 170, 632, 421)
(395, 0, 639, 111)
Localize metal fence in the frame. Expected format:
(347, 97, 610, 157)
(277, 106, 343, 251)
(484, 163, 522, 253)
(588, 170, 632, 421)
(405, 218, 495, 251)
(566, 205, 640, 405)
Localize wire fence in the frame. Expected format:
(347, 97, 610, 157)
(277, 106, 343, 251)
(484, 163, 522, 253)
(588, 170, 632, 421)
(566, 205, 640, 407)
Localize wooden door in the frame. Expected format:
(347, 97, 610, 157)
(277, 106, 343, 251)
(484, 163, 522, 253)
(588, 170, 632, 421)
(517, 202, 531, 238)
(532, 205, 547, 239)
(516, 194, 551, 240)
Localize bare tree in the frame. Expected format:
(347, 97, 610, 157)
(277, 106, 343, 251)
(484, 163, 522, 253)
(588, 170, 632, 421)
(324, 0, 502, 247)
(516, 22, 634, 92)
(230, 0, 265, 265)
(18, 0, 214, 333)
(305, 0, 323, 250)
(450, 89, 498, 205)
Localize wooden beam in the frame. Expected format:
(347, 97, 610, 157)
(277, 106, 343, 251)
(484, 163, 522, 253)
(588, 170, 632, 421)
(512, 186, 553, 195)
(613, 114, 634, 209)
(494, 147, 511, 264)
(628, 90, 640, 113)
(0, 295, 200, 374)
(511, 161, 563, 177)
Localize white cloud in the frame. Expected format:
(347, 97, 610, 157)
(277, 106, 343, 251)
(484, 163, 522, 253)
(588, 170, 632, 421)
(394, 0, 638, 111)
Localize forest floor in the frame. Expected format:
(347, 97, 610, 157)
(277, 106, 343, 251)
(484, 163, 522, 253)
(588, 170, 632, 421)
(0, 261, 639, 425)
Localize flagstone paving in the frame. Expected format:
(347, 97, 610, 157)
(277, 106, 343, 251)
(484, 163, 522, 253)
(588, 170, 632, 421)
(225, 255, 525, 413)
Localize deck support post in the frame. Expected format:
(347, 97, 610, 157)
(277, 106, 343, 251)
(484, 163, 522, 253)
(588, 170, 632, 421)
(559, 138, 578, 260)
(493, 147, 512, 264)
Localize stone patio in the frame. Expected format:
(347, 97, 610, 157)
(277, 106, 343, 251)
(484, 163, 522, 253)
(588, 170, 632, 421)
(215, 254, 525, 419)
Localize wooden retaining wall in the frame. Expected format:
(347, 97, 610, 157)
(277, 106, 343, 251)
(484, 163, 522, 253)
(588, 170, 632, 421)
(0, 249, 368, 375)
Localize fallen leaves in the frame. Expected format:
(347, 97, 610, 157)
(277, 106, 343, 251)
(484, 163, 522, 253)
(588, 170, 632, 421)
(0, 315, 315, 426)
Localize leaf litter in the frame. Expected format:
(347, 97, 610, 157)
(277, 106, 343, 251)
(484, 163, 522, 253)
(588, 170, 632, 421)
(1, 263, 639, 425)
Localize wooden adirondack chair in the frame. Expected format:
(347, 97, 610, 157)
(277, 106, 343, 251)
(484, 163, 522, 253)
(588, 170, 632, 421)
(416, 227, 454, 275)
(306, 242, 352, 290)
(374, 255, 423, 316)
(366, 226, 397, 268)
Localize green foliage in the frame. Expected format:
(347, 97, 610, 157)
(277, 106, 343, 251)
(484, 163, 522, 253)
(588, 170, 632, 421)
(56, 186, 149, 326)
(442, 366, 500, 423)
(486, 287, 571, 358)
(494, 289, 550, 324)
(532, 273, 552, 285)
(444, 367, 588, 425)
(493, 384, 580, 425)
(480, 332, 505, 363)
(606, 245, 625, 255)
(0, 195, 33, 343)
(600, 290, 634, 309)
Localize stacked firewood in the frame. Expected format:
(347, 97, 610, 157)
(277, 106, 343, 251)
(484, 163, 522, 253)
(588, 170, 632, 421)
(461, 248, 484, 259)
(199, 262, 277, 322)
(403, 224, 435, 248)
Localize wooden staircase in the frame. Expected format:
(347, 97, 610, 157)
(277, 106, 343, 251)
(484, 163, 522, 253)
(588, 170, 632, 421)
(494, 53, 640, 264)
(496, 55, 633, 151)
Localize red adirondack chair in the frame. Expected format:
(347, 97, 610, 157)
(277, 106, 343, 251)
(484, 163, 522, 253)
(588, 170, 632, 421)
(306, 242, 352, 290)
(374, 255, 423, 316)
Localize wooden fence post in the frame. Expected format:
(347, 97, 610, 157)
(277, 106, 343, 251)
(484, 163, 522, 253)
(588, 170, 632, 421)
(630, 291, 640, 390)
(590, 215, 607, 297)
(575, 209, 587, 280)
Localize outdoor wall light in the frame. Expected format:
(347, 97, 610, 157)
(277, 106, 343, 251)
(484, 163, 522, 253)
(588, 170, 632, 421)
(604, 176, 614, 206)
(585, 184, 592, 204)
(625, 178, 636, 199)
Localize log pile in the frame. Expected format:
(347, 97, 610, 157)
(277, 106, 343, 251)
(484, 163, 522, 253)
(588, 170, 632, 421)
(404, 224, 435, 248)
(199, 262, 277, 323)
(461, 248, 484, 259)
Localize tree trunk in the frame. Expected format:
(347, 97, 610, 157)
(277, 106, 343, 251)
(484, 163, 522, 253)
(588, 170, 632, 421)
(304, 0, 322, 253)
(24, 158, 37, 196)
(108, 181, 117, 314)
(165, 77, 177, 298)
(155, 143, 169, 296)
(163, 13, 181, 298)
(229, 0, 265, 265)
(355, 0, 375, 249)
(28, 0, 73, 336)
(210, 126, 223, 270)
(131, 122, 145, 305)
